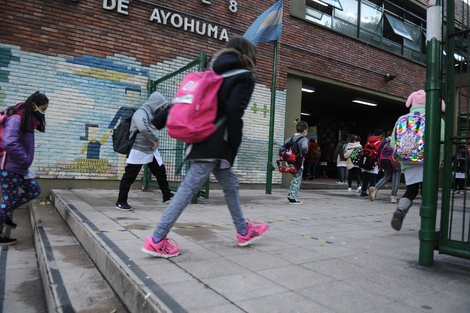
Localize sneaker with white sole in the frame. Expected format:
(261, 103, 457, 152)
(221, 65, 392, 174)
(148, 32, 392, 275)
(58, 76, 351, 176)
(390, 196, 398, 203)
(348, 188, 352, 192)
(141, 237, 181, 258)
(356, 186, 362, 193)
(368, 187, 377, 201)
(237, 220, 269, 246)
(288, 198, 303, 204)
(115, 202, 133, 211)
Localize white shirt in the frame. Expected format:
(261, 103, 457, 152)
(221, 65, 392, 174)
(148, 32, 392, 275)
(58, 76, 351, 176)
(126, 148, 163, 166)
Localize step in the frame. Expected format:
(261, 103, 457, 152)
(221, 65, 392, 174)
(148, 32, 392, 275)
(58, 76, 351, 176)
(49, 190, 175, 313)
(30, 197, 128, 312)
(0, 206, 47, 312)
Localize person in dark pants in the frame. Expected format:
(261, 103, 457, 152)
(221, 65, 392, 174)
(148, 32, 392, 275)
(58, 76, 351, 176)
(116, 92, 174, 211)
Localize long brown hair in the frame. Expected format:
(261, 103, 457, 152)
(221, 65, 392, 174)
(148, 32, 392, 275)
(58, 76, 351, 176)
(226, 36, 257, 72)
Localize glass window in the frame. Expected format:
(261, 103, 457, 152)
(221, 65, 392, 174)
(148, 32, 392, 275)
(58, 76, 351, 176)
(404, 21, 422, 51)
(306, 0, 333, 27)
(334, 0, 358, 25)
(385, 13, 413, 41)
(359, 0, 382, 35)
(320, 0, 343, 11)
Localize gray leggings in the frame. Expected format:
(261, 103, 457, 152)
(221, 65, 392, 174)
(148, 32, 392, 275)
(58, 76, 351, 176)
(152, 161, 247, 239)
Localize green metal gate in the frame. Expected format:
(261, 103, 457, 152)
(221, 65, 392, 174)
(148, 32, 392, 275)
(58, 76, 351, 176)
(436, 0, 470, 261)
(142, 51, 210, 200)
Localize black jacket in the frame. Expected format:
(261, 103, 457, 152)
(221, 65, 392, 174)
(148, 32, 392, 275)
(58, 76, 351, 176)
(152, 51, 255, 167)
(152, 51, 254, 168)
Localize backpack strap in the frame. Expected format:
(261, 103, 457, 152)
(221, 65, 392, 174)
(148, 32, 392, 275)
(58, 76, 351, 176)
(221, 69, 249, 78)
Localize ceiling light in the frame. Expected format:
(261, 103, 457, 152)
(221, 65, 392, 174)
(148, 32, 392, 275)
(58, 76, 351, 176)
(352, 99, 378, 107)
(301, 112, 311, 116)
(302, 87, 315, 93)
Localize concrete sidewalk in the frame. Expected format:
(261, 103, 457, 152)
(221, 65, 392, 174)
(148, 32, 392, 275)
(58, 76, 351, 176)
(40, 186, 470, 313)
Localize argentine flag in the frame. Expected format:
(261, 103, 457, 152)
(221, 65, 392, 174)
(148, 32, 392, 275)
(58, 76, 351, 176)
(243, 0, 283, 45)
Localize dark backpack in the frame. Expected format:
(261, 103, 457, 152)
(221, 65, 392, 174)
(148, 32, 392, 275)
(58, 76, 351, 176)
(378, 140, 397, 170)
(277, 137, 303, 173)
(112, 108, 137, 156)
(359, 139, 380, 170)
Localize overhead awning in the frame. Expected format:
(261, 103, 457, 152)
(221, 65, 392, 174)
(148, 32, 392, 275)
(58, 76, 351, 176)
(385, 13, 413, 41)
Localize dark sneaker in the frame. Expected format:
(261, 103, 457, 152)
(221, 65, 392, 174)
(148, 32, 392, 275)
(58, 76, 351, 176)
(0, 233, 16, 246)
(360, 192, 368, 197)
(391, 210, 404, 231)
(288, 198, 303, 205)
(115, 202, 133, 211)
(163, 193, 174, 204)
(5, 218, 17, 229)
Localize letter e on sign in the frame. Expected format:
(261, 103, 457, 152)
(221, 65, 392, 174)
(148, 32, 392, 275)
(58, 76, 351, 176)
(102, 0, 129, 15)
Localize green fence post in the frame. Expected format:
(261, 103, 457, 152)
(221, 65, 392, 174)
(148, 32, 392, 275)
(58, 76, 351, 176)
(419, 0, 444, 266)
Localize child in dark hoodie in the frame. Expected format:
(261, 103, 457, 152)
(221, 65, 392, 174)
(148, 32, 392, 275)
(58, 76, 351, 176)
(141, 36, 269, 258)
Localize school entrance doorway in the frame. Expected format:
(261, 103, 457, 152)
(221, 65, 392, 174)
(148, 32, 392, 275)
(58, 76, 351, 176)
(299, 77, 408, 178)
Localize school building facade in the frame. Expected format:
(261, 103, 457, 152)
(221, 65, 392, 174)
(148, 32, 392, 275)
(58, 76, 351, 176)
(0, 0, 462, 192)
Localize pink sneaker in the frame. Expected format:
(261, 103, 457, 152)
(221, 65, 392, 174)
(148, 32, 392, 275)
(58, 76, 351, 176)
(141, 237, 181, 258)
(237, 220, 269, 247)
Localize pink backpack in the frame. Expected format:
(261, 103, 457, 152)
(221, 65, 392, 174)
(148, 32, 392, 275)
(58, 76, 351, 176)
(166, 68, 248, 144)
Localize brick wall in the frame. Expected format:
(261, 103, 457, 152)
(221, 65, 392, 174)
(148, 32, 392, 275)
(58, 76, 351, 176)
(0, 0, 436, 187)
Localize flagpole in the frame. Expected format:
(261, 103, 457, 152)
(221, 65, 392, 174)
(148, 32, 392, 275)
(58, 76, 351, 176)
(266, 39, 278, 194)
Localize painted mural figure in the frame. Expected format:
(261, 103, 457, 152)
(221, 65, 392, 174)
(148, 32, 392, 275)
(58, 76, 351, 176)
(0, 91, 48, 246)
(80, 124, 112, 159)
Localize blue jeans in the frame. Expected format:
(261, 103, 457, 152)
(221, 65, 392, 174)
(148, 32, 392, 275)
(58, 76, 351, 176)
(337, 166, 348, 182)
(375, 168, 401, 196)
(152, 161, 247, 239)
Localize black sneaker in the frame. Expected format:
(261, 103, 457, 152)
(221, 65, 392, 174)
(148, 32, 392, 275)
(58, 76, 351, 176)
(360, 192, 368, 197)
(115, 202, 133, 211)
(5, 218, 17, 229)
(163, 193, 174, 204)
(288, 198, 303, 205)
(0, 233, 17, 246)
